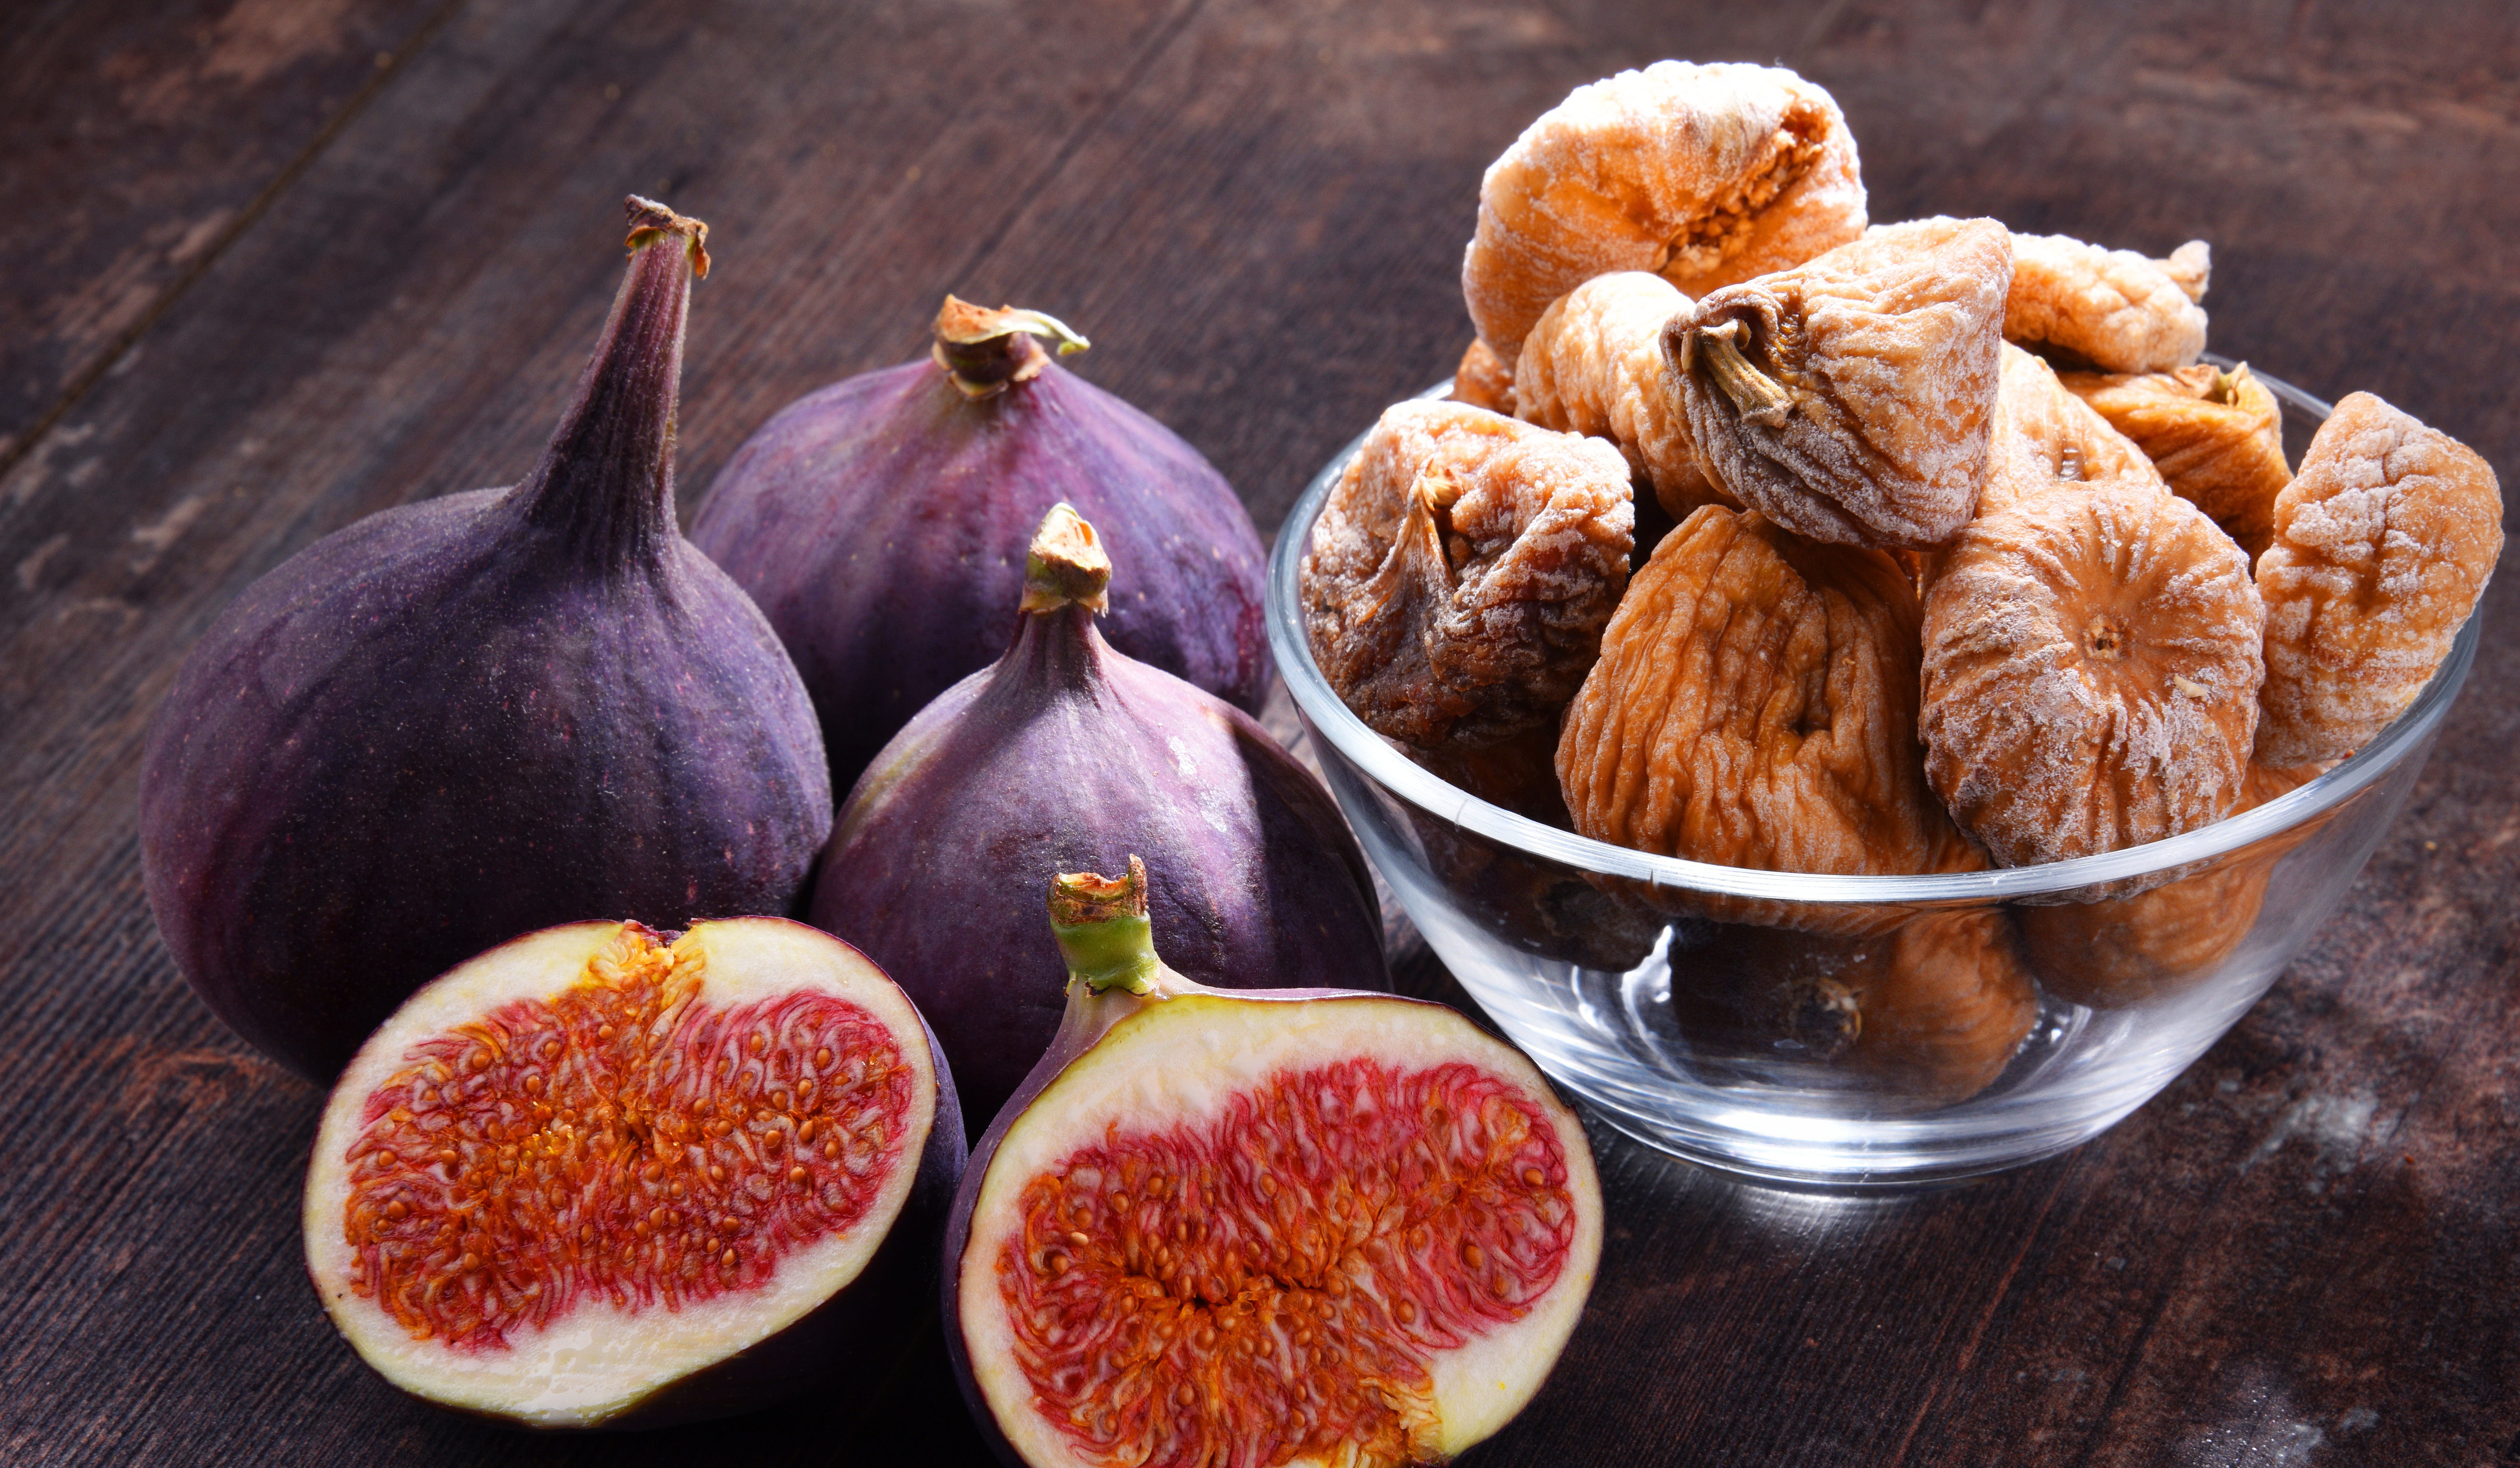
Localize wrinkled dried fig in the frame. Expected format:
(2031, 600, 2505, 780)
(1921, 478, 2266, 867)
(1463, 60, 1866, 363)
(2255, 392, 2503, 765)
(1514, 271, 1724, 520)
(1451, 337, 1517, 414)
(1663, 910, 2037, 1103)
(1978, 343, 2159, 515)
(2060, 362, 2290, 560)
(1558, 506, 1979, 931)
(1668, 216, 2014, 548)
(2004, 233, 2209, 373)
(1302, 401, 1634, 750)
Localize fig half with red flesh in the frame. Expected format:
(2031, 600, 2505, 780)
(304, 917, 964, 1429)
(948, 859, 1601, 1467)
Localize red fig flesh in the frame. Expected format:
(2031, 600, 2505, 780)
(139, 200, 831, 1079)
(304, 917, 963, 1429)
(947, 861, 1601, 1467)
(688, 297, 1272, 791)
(811, 505, 1388, 1138)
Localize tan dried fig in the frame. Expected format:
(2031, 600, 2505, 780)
(2060, 362, 2290, 560)
(1462, 60, 1866, 364)
(1451, 337, 1516, 414)
(1558, 506, 1980, 932)
(1514, 271, 1725, 520)
(1668, 216, 2014, 548)
(2004, 233, 2209, 373)
(1980, 343, 2159, 514)
(2256, 392, 2503, 765)
(1921, 478, 2265, 868)
(1302, 400, 1634, 751)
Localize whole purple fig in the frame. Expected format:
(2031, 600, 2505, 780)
(810, 504, 1386, 1138)
(139, 199, 832, 1080)
(688, 297, 1271, 794)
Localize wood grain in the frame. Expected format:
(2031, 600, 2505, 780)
(2, 1, 2514, 1463)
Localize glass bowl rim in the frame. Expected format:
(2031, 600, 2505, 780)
(1265, 364, 2479, 906)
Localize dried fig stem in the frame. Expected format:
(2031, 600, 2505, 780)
(1686, 320, 1793, 427)
(1018, 503, 1113, 614)
(513, 195, 705, 570)
(932, 295, 1092, 399)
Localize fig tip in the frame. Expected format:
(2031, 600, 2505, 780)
(624, 195, 710, 279)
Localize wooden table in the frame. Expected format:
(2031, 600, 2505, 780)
(6, 2, 2515, 1462)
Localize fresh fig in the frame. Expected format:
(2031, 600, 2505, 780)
(810, 504, 1388, 1137)
(688, 296, 1272, 791)
(139, 199, 831, 1079)
(304, 916, 963, 1428)
(946, 859, 1603, 1466)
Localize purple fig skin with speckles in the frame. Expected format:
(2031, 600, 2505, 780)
(808, 562, 1384, 1141)
(138, 201, 832, 1081)
(687, 314, 1271, 796)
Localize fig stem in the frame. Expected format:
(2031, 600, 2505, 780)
(513, 196, 705, 569)
(1048, 857, 1158, 996)
(1688, 319, 1794, 428)
(931, 295, 1090, 400)
(1019, 503, 1113, 614)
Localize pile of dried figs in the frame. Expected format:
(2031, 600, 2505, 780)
(141, 197, 1602, 1459)
(1303, 59, 2503, 1095)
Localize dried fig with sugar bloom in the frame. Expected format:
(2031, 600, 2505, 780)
(2004, 233, 2209, 373)
(1922, 479, 2265, 867)
(1978, 343, 2158, 515)
(1558, 507, 1977, 932)
(2061, 363, 2290, 560)
(1302, 401, 1634, 750)
(1463, 60, 1866, 362)
(1670, 216, 2013, 549)
(2256, 393, 2503, 765)
(1451, 337, 1517, 414)
(1515, 272, 1724, 520)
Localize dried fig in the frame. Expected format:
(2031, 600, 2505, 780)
(1668, 216, 2014, 548)
(1301, 400, 1634, 751)
(1978, 342, 2159, 515)
(1663, 910, 2037, 1103)
(2060, 362, 2291, 560)
(2255, 392, 2503, 765)
(1514, 271, 1723, 520)
(1921, 478, 2266, 868)
(1451, 336, 1517, 414)
(2004, 233, 2209, 373)
(1558, 506, 1978, 933)
(1462, 60, 1866, 363)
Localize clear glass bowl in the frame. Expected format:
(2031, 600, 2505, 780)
(1266, 368, 2476, 1186)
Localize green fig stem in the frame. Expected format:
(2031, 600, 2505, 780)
(1048, 857, 1159, 996)
(1686, 319, 1794, 429)
(1019, 503, 1112, 615)
(931, 295, 1090, 400)
(514, 196, 706, 569)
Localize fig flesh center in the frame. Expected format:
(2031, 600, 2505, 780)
(339, 925, 913, 1353)
(999, 1057, 1578, 1468)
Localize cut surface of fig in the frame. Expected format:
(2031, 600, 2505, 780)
(950, 860, 1600, 1467)
(305, 917, 961, 1429)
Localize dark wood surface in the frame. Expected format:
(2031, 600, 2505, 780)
(4, 2, 2515, 1463)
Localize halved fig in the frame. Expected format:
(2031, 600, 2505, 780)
(948, 859, 1602, 1467)
(303, 917, 964, 1429)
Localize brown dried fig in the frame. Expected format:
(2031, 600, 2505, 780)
(1514, 271, 1724, 520)
(2256, 392, 2503, 765)
(1921, 478, 2265, 867)
(1668, 216, 2014, 548)
(1451, 337, 1516, 414)
(1558, 506, 1979, 932)
(2060, 362, 2290, 560)
(2005, 233, 2209, 373)
(1302, 400, 1634, 751)
(1981, 343, 2159, 514)
(1462, 61, 1867, 363)
(1663, 910, 2037, 1103)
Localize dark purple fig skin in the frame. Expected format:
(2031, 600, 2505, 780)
(139, 204, 832, 1080)
(808, 604, 1386, 1141)
(687, 347, 1272, 794)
